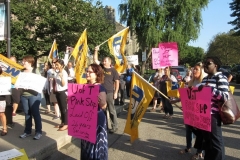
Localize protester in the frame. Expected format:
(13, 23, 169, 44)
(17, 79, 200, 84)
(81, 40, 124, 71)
(219, 68, 233, 82)
(81, 63, 108, 160)
(67, 61, 75, 83)
(19, 55, 42, 140)
(125, 64, 134, 98)
(54, 59, 68, 131)
(42, 61, 52, 114)
(171, 62, 205, 159)
(115, 72, 126, 106)
(198, 57, 229, 160)
(150, 68, 164, 112)
(0, 66, 8, 136)
(10, 56, 21, 117)
(182, 69, 192, 85)
(93, 46, 119, 133)
(159, 67, 177, 119)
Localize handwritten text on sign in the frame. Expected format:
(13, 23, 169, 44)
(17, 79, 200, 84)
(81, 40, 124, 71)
(179, 87, 212, 132)
(159, 42, 178, 67)
(0, 77, 11, 95)
(68, 83, 99, 144)
(152, 48, 162, 69)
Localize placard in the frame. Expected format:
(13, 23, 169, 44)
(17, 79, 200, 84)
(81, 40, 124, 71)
(68, 83, 99, 144)
(152, 48, 161, 69)
(15, 72, 46, 93)
(179, 87, 212, 132)
(126, 55, 138, 65)
(0, 77, 11, 95)
(0, 149, 23, 160)
(159, 42, 178, 66)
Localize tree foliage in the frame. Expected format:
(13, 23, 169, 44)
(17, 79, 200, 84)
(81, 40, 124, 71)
(119, 0, 209, 74)
(206, 31, 240, 65)
(229, 0, 240, 35)
(0, 0, 115, 60)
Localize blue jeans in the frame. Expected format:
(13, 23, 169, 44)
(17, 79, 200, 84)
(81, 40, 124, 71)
(21, 93, 42, 134)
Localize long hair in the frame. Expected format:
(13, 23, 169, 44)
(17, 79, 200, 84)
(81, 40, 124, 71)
(89, 64, 104, 83)
(188, 62, 205, 87)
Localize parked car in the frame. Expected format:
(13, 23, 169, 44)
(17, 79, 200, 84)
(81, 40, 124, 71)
(221, 65, 232, 73)
(171, 69, 182, 81)
(171, 66, 186, 80)
(231, 65, 240, 83)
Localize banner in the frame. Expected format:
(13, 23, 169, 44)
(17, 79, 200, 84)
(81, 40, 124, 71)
(0, 54, 24, 84)
(124, 72, 155, 142)
(179, 87, 212, 132)
(0, 3, 5, 41)
(0, 77, 11, 95)
(152, 48, 161, 69)
(15, 72, 47, 93)
(48, 40, 58, 59)
(159, 42, 178, 67)
(108, 27, 129, 73)
(72, 29, 88, 84)
(68, 83, 99, 144)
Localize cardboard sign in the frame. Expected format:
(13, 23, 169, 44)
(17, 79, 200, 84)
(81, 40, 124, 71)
(0, 77, 11, 95)
(15, 72, 46, 93)
(159, 42, 178, 67)
(0, 149, 23, 160)
(126, 55, 138, 65)
(0, 54, 24, 84)
(68, 83, 99, 144)
(179, 87, 212, 132)
(152, 48, 161, 69)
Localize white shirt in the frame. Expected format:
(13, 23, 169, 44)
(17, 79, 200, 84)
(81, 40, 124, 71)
(55, 70, 68, 91)
(68, 67, 75, 80)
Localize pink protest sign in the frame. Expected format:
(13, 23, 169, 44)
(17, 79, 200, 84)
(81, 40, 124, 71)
(68, 83, 99, 144)
(152, 48, 161, 69)
(159, 42, 178, 66)
(179, 87, 212, 132)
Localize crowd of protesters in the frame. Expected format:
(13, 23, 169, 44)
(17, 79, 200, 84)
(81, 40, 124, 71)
(0, 49, 232, 160)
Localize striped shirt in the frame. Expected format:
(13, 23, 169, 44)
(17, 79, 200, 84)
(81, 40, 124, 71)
(200, 72, 229, 114)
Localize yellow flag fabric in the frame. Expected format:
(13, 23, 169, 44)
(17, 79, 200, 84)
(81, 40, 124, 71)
(166, 81, 184, 98)
(124, 72, 155, 142)
(73, 29, 88, 84)
(108, 27, 129, 73)
(229, 86, 235, 94)
(48, 40, 58, 59)
(0, 54, 24, 84)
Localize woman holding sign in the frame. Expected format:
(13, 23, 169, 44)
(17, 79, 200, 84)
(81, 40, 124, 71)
(19, 55, 42, 140)
(198, 57, 229, 160)
(0, 66, 8, 136)
(81, 63, 108, 160)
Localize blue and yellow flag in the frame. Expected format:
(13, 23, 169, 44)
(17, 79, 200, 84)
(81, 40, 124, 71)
(48, 40, 58, 59)
(124, 72, 155, 142)
(73, 29, 88, 84)
(166, 81, 184, 98)
(108, 27, 129, 73)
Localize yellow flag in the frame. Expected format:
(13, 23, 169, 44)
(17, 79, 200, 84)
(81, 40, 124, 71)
(108, 27, 129, 73)
(73, 29, 88, 84)
(48, 40, 58, 59)
(124, 72, 155, 142)
(166, 81, 184, 98)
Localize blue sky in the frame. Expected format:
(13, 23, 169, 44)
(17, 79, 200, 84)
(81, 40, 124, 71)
(101, 0, 234, 52)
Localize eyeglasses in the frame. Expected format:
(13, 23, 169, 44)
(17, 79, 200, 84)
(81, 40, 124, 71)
(86, 70, 95, 74)
(204, 61, 213, 66)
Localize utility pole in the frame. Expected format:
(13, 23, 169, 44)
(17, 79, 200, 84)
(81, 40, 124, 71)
(6, 0, 10, 58)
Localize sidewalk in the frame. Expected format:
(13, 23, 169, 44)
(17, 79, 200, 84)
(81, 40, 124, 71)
(0, 101, 128, 160)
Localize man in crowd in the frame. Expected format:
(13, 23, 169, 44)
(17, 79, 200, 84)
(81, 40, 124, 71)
(93, 46, 119, 133)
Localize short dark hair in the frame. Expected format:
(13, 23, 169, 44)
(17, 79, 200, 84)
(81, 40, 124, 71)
(55, 59, 65, 67)
(205, 56, 222, 70)
(89, 63, 104, 83)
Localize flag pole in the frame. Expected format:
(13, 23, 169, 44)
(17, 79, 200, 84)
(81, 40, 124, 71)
(97, 27, 130, 47)
(132, 71, 182, 110)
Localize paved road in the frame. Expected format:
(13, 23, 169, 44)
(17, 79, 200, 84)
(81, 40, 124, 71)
(47, 82, 240, 160)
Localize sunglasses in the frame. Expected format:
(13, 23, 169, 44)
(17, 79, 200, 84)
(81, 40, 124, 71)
(204, 61, 214, 66)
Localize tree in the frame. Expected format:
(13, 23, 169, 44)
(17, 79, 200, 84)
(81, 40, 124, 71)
(180, 46, 205, 67)
(119, 0, 209, 75)
(229, 0, 240, 35)
(206, 31, 240, 65)
(0, 0, 115, 60)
